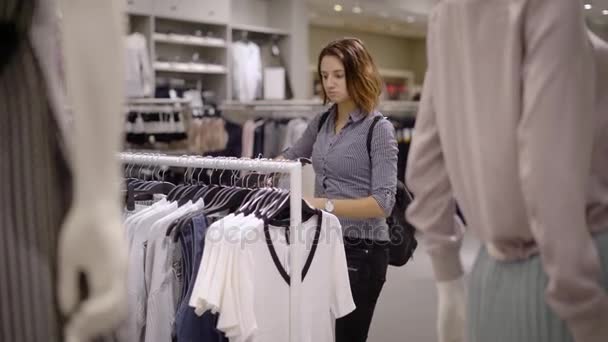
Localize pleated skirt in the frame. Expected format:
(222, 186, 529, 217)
(0, 37, 72, 341)
(468, 231, 608, 342)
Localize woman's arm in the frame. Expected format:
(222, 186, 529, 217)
(306, 197, 386, 219)
(279, 114, 323, 160)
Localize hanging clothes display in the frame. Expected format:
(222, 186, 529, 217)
(188, 108, 229, 155)
(119, 153, 354, 342)
(232, 40, 262, 101)
(124, 103, 188, 149)
(125, 32, 154, 98)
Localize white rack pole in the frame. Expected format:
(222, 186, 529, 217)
(118, 152, 304, 342)
(288, 162, 303, 342)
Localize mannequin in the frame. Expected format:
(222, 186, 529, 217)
(0, 0, 126, 341)
(57, 0, 128, 341)
(407, 1, 608, 342)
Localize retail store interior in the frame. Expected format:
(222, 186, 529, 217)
(121, 1, 608, 341)
(2, 0, 608, 341)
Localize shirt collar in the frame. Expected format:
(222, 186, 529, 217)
(330, 104, 367, 123)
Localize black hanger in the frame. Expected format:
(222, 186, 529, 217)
(144, 181, 175, 195)
(177, 184, 207, 207)
(265, 194, 318, 227)
(169, 167, 202, 202)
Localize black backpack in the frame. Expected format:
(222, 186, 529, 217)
(0, 0, 34, 74)
(317, 110, 418, 267)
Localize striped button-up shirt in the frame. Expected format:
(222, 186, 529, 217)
(283, 106, 398, 241)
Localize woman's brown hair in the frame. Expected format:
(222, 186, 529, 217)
(317, 38, 383, 114)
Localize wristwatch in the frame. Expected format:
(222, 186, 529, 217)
(324, 199, 335, 213)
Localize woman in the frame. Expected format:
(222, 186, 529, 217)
(281, 37, 398, 342)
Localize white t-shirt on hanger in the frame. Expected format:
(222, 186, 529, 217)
(232, 40, 262, 101)
(190, 211, 355, 342)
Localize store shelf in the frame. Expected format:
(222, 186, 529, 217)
(154, 62, 227, 74)
(231, 24, 289, 36)
(153, 33, 227, 48)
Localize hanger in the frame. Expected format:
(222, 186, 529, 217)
(237, 187, 272, 215)
(257, 188, 288, 219)
(253, 179, 284, 215)
(204, 170, 252, 214)
(168, 166, 199, 201)
(264, 192, 318, 227)
(177, 167, 209, 206)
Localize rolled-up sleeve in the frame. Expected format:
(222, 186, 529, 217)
(370, 119, 399, 217)
(281, 113, 321, 160)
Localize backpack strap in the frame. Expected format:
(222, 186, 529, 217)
(366, 116, 383, 159)
(316, 109, 331, 134)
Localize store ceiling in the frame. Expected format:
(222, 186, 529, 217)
(307, 0, 435, 38)
(308, 0, 608, 39)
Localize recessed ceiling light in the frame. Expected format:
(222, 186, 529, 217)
(352, 5, 362, 14)
(334, 4, 343, 12)
(603, 9, 608, 15)
(585, 3, 592, 10)
(406, 16, 415, 23)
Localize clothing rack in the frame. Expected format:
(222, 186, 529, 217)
(127, 98, 192, 105)
(126, 98, 192, 114)
(118, 152, 304, 342)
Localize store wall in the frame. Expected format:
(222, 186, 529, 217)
(309, 25, 427, 84)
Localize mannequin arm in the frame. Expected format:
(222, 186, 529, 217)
(57, 0, 128, 341)
(437, 278, 467, 342)
(407, 70, 466, 341)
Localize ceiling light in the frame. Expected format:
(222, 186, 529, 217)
(585, 3, 592, 10)
(352, 5, 362, 14)
(603, 9, 608, 15)
(334, 4, 343, 12)
(406, 16, 415, 23)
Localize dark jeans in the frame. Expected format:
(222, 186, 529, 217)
(335, 237, 389, 342)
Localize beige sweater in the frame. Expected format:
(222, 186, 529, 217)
(406, 0, 608, 341)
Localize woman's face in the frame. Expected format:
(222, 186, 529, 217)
(320, 55, 350, 104)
